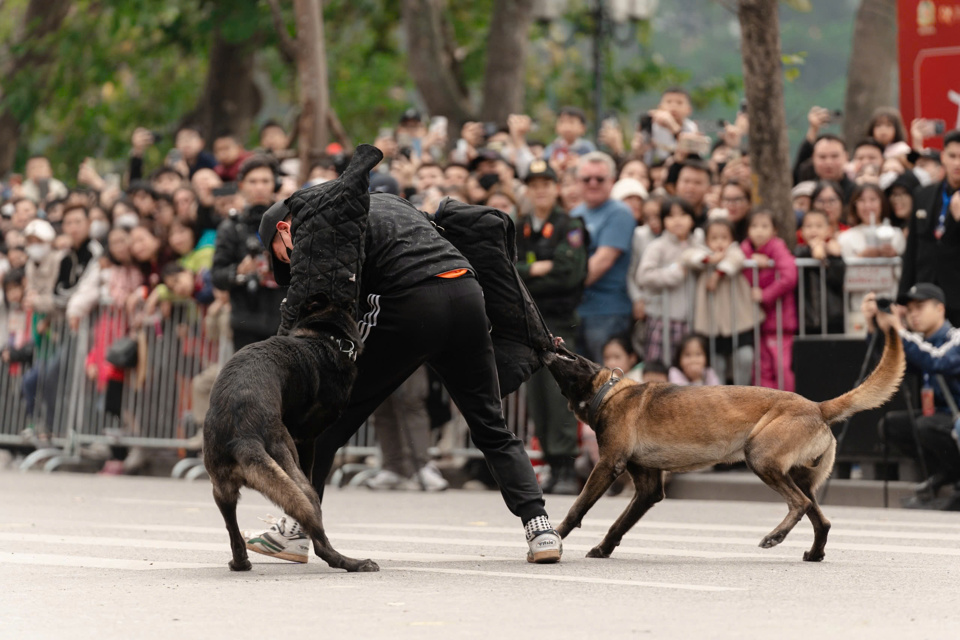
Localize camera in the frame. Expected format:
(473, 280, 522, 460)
(932, 119, 947, 136)
(238, 236, 265, 293)
(483, 122, 499, 139)
(638, 114, 653, 134)
(876, 297, 893, 313)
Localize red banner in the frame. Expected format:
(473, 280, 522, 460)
(898, 0, 960, 147)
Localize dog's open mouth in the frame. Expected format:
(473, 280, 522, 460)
(556, 353, 577, 362)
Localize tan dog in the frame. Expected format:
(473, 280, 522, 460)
(543, 326, 904, 562)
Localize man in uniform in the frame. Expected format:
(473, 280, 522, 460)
(515, 160, 588, 494)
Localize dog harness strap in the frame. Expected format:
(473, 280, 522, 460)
(587, 373, 622, 425)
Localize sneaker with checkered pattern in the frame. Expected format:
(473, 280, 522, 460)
(525, 515, 562, 564)
(242, 515, 310, 563)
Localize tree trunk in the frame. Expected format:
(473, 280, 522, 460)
(842, 0, 897, 145)
(293, 0, 331, 184)
(479, 0, 534, 125)
(737, 0, 795, 245)
(0, 0, 73, 176)
(401, 0, 474, 132)
(184, 31, 262, 145)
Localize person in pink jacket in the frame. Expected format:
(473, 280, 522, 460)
(741, 208, 798, 391)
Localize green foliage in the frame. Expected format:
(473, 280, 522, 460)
(6, 0, 856, 180)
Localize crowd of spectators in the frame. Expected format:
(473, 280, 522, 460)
(2, 92, 960, 501)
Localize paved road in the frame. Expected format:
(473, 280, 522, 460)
(2, 470, 959, 640)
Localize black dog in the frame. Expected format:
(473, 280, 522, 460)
(203, 308, 377, 572)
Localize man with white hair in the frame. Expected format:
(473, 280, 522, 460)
(570, 151, 636, 361)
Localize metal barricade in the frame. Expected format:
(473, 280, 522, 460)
(3, 302, 221, 472)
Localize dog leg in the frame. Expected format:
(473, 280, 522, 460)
(588, 465, 664, 559)
(750, 464, 812, 550)
(271, 443, 379, 573)
(212, 481, 251, 571)
(556, 457, 625, 539)
(790, 465, 831, 562)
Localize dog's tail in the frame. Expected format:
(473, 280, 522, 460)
(818, 327, 905, 425)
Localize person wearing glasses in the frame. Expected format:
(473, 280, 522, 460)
(570, 151, 636, 362)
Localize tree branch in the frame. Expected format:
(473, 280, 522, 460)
(266, 0, 298, 65)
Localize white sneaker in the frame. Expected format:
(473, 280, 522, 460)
(364, 469, 407, 490)
(415, 462, 449, 492)
(525, 515, 562, 564)
(242, 515, 310, 563)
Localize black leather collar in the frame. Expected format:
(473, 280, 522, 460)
(587, 368, 623, 425)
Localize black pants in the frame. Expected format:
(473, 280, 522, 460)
(879, 410, 960, 482)
(311, 275, 547, 522)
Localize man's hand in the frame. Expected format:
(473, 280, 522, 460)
(131, 127, 154, 157)
(69, 316, 81, 333)
(632, 299, 646, 321)
(875, 307, 903, 333)
(86, 364, 98, 381)
(650, 109, 680, 134)
(1, 349, 9, 363)
(806, 106, 832, 142)
(78, 158, 105, 190)
(507, 114, 532, 143)
(751, 287, 763, 303)
(598, 120, 624, 156)
(528, 260, 554, 277)
(236, 255, 258, 276)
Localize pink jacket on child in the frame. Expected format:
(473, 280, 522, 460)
(741, 236, 798, 334)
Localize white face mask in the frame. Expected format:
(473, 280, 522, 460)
(90, 219, 110, 241)
(25, 244, 50, 262)
(115, 213, 140, 230)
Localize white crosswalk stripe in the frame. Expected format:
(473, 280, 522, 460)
(2, 501, 960, 591)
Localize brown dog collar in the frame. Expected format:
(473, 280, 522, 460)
(587, 368, 623, 425)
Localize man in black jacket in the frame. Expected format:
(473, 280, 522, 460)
(246, 145, 563, 565)
(899, 130, 960, 326)
(211, 155, 287, 350)
(515, 160, 587, 494)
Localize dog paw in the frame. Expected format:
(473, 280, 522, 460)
(585, 546, 610, 559)
(759, 533, 785, 549)
(353, 559, 380, 573)
(229, 558, 252, 572)
(802, 550, 825, 562)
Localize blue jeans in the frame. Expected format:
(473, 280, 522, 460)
(576, 313, 632, 363)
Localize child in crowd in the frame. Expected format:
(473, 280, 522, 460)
(544, 106, 596, 171)
(636, 196, 704, 363)
(160, 263, 214, 306)
(668, 333, 720, 386)
(741, 208, 798, 391)
(1, 268, 33, 374)
(793, 210, 845, 335)
(683, 217, 755, 385)
(601, 335, 643, 381)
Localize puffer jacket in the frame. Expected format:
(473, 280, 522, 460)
(433, 198, 554, 395)
(279, 144, 382, 335)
